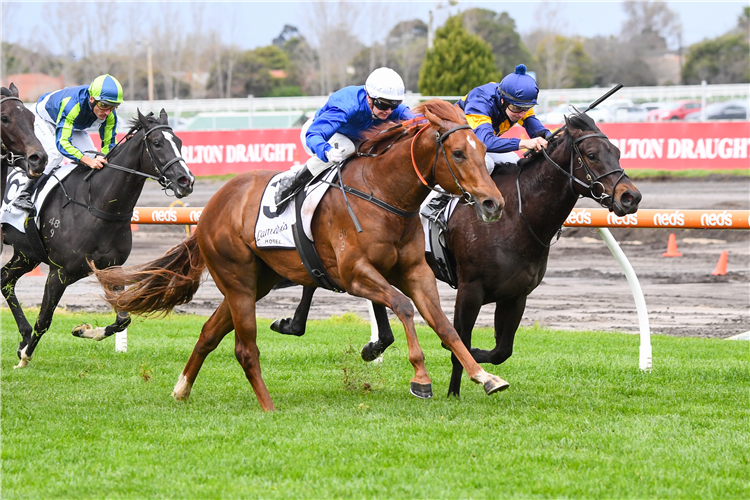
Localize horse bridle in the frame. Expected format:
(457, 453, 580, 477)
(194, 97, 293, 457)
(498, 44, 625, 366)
(411, 123, 476, 205)
(87, 123, 187, 196)
(0, 95, 29, 168)
(517, 130, 629, 248)
(541, 131, 627, 208)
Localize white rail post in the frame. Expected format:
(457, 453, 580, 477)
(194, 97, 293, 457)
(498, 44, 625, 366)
(597, 228, 652, 370)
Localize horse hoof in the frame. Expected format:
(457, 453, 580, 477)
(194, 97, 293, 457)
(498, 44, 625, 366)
(72, 324, 92, 338)
(410, 382, 433, 399)
(270, 317, 304, 336)
(483, 376, 510, 395)
(361, 342, 380, 362)
(14, 347, 30, 369)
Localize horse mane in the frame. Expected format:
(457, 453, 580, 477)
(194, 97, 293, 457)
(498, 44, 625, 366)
(126, 112, 158, 133)
(359, 99, 467, 153)
(516, 110, 599, 168)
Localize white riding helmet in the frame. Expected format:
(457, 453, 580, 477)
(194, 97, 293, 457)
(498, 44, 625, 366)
(364, 67, 405, 102)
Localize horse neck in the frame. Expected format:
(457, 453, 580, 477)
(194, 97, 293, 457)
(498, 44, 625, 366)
(511, 140, 581, 240)
(359, 127, 437, 212)
(88, 132, 149, 213)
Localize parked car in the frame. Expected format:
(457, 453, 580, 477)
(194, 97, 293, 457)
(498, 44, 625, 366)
(613, 104, 650, 122)
(646, 100, 701, 121)
(684, 100, 749, 121)
(537, 101, 611, 124)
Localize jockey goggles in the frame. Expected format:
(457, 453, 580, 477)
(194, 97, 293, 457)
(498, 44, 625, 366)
(507, 103, 533, 114)
(371, 97, 401, 111)
(95, 100, 120, 110)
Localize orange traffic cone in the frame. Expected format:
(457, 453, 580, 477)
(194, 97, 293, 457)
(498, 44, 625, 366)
(131, 223, 139, 232)
(25, 265, 45, 277)
(712, 251, 728, 275)
(662, 233, 682, 257)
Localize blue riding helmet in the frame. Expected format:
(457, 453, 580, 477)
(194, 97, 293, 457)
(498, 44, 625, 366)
(498, 64, 539, 108)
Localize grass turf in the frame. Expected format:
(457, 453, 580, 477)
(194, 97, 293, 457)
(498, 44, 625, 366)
(2, 310, 748, 499)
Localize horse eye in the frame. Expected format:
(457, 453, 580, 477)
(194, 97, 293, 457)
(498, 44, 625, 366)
(587, 153, 598, 161)
(452, 150, 465, 160)
(0, 115, 8, 124)
(153, 140, 161, 147)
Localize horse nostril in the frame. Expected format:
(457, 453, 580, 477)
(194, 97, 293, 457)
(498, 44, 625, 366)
(482, 199, 499, 213)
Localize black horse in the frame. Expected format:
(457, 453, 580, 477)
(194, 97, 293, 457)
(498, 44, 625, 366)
(271, 111, 642, 396)
(1, 83, 47, 207)
(2, 109, 194, 368)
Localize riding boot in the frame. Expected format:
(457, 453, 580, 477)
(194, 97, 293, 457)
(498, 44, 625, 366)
(12, 178, 36, 216)
(275, 166, 314, 210)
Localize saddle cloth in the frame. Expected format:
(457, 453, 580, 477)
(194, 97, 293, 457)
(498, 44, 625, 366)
(254, 167, 336, 249)
(421, 190, 460, 254)
(0, 163, 77, 233)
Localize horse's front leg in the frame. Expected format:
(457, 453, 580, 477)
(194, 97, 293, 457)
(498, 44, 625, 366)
(72, 285, 131, 341)
(448, 281, 485, 398)
(399, 260, 509, 396)
(348, 265, 433, 399)
(18, 266, 72, 368)
(1, 251, 38, 367)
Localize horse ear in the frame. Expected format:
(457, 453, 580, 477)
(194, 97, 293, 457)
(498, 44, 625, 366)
(423, 108, 446, 134)
(9, 82, 19, 97)
(159, 108, 168, 125)
(137, 109, 149, 128)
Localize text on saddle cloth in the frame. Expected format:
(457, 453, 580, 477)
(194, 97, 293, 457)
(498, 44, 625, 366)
(254, 168, 337, 249)
(0, 163, 77, 234)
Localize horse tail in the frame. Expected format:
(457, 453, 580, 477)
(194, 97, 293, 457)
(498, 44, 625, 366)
(92, 232, 206, 316)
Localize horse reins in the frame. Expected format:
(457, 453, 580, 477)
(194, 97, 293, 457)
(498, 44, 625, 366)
(63, 123, 187, 221)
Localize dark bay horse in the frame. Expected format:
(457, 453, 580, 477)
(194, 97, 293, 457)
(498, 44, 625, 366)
(273, 111, 642, 397)
(2, 110, 194, 368)
(1, 83, 47, 206)
(94, 100, 508, 411)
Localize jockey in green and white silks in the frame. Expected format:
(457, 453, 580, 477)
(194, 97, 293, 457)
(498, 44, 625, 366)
(275, 67, 415, 208)
(456, 64, 550, 174)
(13, 74, 123, 214)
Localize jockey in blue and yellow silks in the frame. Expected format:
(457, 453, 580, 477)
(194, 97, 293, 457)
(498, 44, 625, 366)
(275, 67, 415, 209)
(13, 74, 124, 214)
(456, 64, 550, 174)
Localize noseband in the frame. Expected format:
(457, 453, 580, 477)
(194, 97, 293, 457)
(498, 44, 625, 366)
(541, 131, 628, 210)
(411, 123, 475, 205)
(0, 95, 29, 168)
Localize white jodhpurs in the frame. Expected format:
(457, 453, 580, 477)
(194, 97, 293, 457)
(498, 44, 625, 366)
(300, 118, 356, 176)
(33, 111, 97, 175)
(485, 151, 520, 175)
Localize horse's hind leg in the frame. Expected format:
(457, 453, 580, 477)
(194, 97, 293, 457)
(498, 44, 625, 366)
(72, 285, 131, 340)
(173, 298, 234, 401)
(270, 285, 315, 336)
(361, 302, 395, 362)
(1, 252, 39, 366)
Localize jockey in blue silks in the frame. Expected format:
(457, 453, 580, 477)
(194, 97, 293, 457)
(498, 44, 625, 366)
(275, 67, 415, 208)
(13, 74, 123, 214)
(456, 64, 551, 175)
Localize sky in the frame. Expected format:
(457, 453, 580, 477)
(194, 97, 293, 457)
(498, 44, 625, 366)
(1, 0, 747, 55)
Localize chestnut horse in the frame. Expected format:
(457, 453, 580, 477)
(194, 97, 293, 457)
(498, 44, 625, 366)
(271, 111, 642, 397)
(94, 100, 508, 411)
(1, 83, 47, 208)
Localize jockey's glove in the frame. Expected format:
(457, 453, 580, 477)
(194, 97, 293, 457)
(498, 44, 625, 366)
(326, 147, 345, 163)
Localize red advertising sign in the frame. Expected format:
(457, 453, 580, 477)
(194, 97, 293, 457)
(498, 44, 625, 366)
(508, 121, 750, 170)
(100, 122, 750, 175)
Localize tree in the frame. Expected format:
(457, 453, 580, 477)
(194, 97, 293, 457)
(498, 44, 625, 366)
(418, 16, 497, 95)
(460, 8, 532, 77)
(621, 0, 682, 54)
(535, 35, 594, 89)
(584, 36, 657, 87)
(681, 7, 750, 84)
